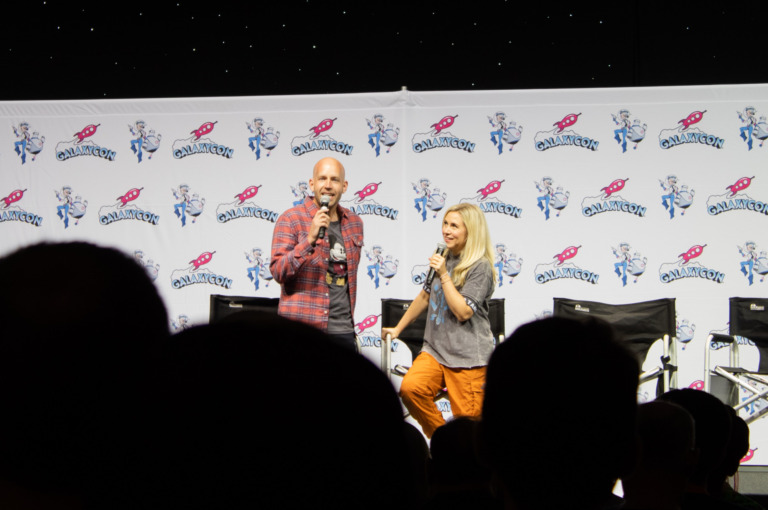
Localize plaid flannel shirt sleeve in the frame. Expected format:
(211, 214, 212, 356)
(269, 203, 330, 329)
(269, 207, 315, 285)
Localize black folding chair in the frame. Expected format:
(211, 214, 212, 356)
(209, 294, 280, 323)
(704, 297, 768, 423)
(552, 297, 678, 394)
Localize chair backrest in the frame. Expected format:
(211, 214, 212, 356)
(552, 297, 676, 364)
(209, 294, 280, 323)
(381, 298, 506, 357)
(729, 297, 768, 372)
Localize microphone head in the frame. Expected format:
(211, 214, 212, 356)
(320, 195, 330, 207)
(437, 242, 447, 254)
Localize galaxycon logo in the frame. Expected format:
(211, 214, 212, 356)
(56, 124, 117, 162)
(676, 317, 696, 350)
(246, 116, 280, 160)
(357, 332, 408, 358)
(12, 121, 45, 164)
(356, 334, 392, 349)
(172, 121, 234, 160)
(354, 314, 381, 338)
(658, 110, 725, 150)
(611, 242, 647, 287)
(172, 184, 205, 227)
(171, 251, 233, 290)
(291, 117, 353, 157)
(534, 113, 599, 152)
(134, 249, 160, 282)
(98, 187, 160, 226)
(581, 178, 646, 217)
(216, 185, 279, 223)
(0, 189, 42, 227)
(610, 109, 647, 153)
(171, 314, 192, 332)
(365, 245, 399, 289)
(659, 245, 725, 284)
(494, 242, 522, 287)
(244, 248, 272, 291)
(341, 182, 399, 220)
(411, 178, 447, 222)
(487, 111, 523, 155)
(410, 264, 430, 286)
(128, 120, 161, 163)
(534, 176, 569, 220)
(412, 115, 476, 154)
(435, 399, 452, 415)
(355, 314, 387, 348)
(366, 113, 399, 157)
(736, 106, 767, 151)
(460, 179, 522, 219)
(55, 186, 88, 229)
(707, 176, 768, 216)
(534, 245, 600, 285)
(659, 175, 695, 219)
(737, 241, 768, 286)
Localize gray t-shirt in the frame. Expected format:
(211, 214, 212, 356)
(422, 252, 495, 368)
(326, 221, 354, 334)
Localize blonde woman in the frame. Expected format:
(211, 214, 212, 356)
(382, 203, 496, 438)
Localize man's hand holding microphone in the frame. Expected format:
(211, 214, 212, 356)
(309, 195, 330, 246)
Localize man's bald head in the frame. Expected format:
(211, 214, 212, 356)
(310, 157, 348, 211)
(313, 157, 345, 181)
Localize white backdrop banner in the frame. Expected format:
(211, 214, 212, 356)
(2, 85, 767, 457)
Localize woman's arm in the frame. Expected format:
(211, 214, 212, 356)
(430, 253, 474, 322)
(438, 272, 474, 322)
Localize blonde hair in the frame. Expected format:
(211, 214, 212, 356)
(443, 203, 497, 288)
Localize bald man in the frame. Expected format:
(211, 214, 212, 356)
(270, 157, 364, 351)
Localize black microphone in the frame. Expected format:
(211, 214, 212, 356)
(317, 195, 330, 240)
(425, 242, 448, 286)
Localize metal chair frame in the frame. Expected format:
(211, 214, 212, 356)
(704, 297, 768, 424)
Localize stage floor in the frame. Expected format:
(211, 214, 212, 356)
(735, 465, 768, 495)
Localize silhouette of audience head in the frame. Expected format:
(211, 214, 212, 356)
(708, 405, 750, 495)
(0, 242, 416, 508)
(657, 388, 732, 489)
(0, 240, 169, 345)
(428, 416, 490, 489)
(634, 400, 697, 473)
(425, 416, 499, 509)
(621, 400, 698, 509)
(148, 310, 413, 509)
(0, 241, 170, 508)
(402, 421, 430, 506)
(480, 316, 639, 510)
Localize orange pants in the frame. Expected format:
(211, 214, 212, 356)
(399, 351, 486, 438)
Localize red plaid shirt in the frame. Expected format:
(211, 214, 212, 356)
(270, 198, 364, 331)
